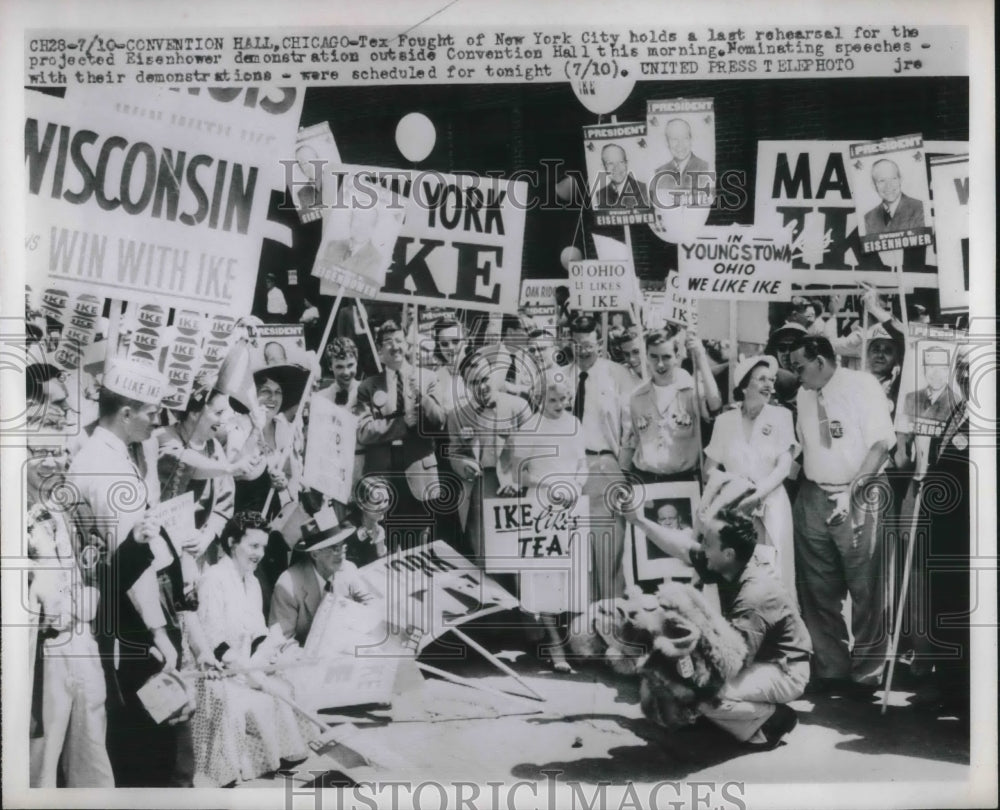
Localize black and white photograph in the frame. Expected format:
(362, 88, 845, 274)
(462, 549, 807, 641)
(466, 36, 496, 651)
(847, 133, 935, 255)
(1, 2, 995, 809)
(629, 482, 700, 582)
(646, 97, 716, 240)
(582, 121, 656, 227)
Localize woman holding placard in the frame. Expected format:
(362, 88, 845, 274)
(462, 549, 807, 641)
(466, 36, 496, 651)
(230, 364, 309, 517)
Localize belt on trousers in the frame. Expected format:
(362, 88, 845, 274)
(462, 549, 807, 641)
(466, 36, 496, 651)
(807, 479, 851, 493)
(585, 449, 615, 456)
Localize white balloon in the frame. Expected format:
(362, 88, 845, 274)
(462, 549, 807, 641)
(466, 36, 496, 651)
(570, 76, 637, 115)
(395, 113, 436, 163)
(560, 246, 584, 271)
(555, 176, 576, 202)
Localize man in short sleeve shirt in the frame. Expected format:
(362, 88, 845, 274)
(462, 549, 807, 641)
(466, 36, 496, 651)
(789, 336, 896, 696)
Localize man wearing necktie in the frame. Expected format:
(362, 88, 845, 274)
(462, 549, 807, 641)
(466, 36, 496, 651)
(27, 441, 114, 788)
(355, 321, 439, 552)
(270, 508, 369, 645)
(907, 348, 971, 716)
(447, 352, 531, 560)
(568, 315, 634, 601)
(67, 360, 196, 786)
(862, 158, 926, 236)
(317, 338, 364, 496)
(788, 336, 897, 699)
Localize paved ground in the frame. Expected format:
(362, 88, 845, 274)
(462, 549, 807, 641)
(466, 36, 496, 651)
(240, 621, 971, 794)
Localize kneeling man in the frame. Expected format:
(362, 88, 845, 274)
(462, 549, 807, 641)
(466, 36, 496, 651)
(629, 504, 812, 749)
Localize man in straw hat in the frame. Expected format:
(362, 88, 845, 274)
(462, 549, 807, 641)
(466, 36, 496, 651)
(68, 358, 200, 785)
(269, 507, 371, 645)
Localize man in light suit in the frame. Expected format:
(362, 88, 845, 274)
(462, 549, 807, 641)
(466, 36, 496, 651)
(447, 349, 533, 560)
(269, 508, 370, 645)
(567, 315, 634, 600)
(651, 118, 712, 207)
(355, 320, 440, 550)
(863, 158, 926, 235)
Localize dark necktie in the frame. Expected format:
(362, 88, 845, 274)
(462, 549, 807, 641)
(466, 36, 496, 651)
(395, 370, 404, 415)
(574, 370, 588, 421)
(883, 206, 892, 226)
(128, 441, 148, 480)
(324, 578, 334, 594)
(937, 402, 967, 462)
(334, 388, 349, 406)
(816, 392, 832, 449)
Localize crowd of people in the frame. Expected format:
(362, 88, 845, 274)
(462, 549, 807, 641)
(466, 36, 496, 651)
(23, 283, 971, 787)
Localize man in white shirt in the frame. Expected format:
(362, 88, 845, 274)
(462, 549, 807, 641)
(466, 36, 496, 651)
(265, 273, 288, 323)
(68, 360, 197, 786)
(613, 327, 646, 391)
(622, 330, 722, 485)
(568, 315, 633, 599)
(788, 335, 897, 698)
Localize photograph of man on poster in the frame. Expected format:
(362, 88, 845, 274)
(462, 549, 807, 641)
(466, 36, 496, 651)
(651, 118, 712, 204)
(863, 158, 927, 236)
(593, 143, 651, 211)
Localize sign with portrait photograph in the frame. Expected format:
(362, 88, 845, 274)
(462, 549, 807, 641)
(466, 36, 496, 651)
(582, 121, 656, 227)
(846, 134, 935, 255)
(629, 481, 701, 583)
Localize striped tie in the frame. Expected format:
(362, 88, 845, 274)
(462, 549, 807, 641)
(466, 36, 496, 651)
(816, 391, 832, 448)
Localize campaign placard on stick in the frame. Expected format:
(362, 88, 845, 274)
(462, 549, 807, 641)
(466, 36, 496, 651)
(519, 279, 563, 330)
(481, 493, 589, 573)
(583, 122, 655, 227)
(678, 226, 793, 300)
(149, 491, 197, 544)
(568, 259, 636, 312)
(928, 155, 969, 313)
(646, 98, 715, 239)
(894, 336, 962, 438)
(313, 165, 406, 298)
(665, 273, 698, 329)
(247, 323, 306, 367)
(755, 140, 964, 284)
(631, 482, 700, 584)
(357, 541, 518, 649)
(26, 86, 303, 317)
(847, 134, 934, 255)
(288, 121, 341, 224)
(296, 596, 402, 711)
(319, 167, 526, 313)
(302, 394, 357, 503)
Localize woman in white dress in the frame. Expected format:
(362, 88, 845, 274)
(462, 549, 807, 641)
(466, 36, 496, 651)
(191, 512, 310, 786)
(501, 371, 589, 673)
(704, 356, 799, 600)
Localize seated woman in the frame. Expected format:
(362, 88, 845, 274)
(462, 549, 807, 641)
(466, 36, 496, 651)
(191, 512, 311, 787)
(501, 371, 589, 673)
